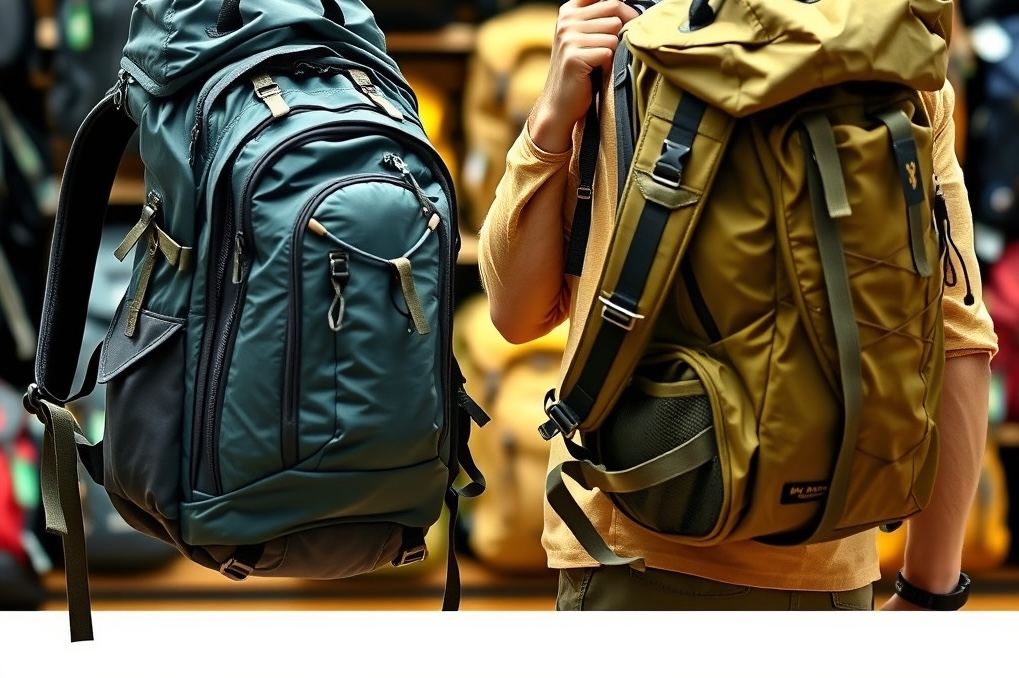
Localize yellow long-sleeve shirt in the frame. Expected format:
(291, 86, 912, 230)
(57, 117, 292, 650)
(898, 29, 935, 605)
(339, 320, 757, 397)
(477, 78, 998, 592)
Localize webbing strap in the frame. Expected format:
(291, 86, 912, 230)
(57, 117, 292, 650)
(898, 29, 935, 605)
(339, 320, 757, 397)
(391, 257, 430, 335)
(547, 426, 715, 568)
(564, 68, 604, 277)
(613, 42, 636, 201)
(875, 108, 932, 278)
(540, 95, 707, 442)
(800, 114, 864, 542)
(441, 488, 462, 611)
(36, 399, 93, 642)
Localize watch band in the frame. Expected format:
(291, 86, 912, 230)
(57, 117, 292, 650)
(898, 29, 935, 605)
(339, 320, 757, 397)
(894, 571, 971, 611)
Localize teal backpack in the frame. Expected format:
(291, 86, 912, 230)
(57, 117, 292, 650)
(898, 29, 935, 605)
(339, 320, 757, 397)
(25, 0, 488, 642)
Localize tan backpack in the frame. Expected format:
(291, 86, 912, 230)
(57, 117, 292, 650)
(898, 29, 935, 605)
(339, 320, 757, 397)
(537, 0, 965, 567)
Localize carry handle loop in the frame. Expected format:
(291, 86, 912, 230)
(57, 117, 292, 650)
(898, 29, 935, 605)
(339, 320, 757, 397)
(215, 0, 345, 35)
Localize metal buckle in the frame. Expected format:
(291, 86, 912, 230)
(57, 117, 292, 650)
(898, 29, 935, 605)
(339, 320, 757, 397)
(577, 185, 593, 200)
(255, 82, 283, 101)
(599, 295, 644, 331)
(219, 558, 254, 581)
(392, 544, 428, 567)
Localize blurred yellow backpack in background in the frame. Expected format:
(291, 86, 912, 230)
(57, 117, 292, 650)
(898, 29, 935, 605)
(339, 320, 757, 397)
(459, 3, 559, 233)
(453, 294, 567, 573)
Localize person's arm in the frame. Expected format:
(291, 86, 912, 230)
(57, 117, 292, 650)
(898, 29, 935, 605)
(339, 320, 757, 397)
(883, 353, 990, 610)
(477, 0, 638, 345)
(883, 80, 997, 610)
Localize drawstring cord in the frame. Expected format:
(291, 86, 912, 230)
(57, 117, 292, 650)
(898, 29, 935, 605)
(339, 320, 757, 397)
(935, 177, 975, 307)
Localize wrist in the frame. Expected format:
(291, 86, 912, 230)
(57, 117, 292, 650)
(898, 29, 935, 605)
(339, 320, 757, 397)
(527, 102, 575, 155)
(901, 562, 964, 595)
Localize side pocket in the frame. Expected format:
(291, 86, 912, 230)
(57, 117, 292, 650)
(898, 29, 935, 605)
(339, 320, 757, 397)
(98, 301, 186, 534)
(591, 346, 725, 538)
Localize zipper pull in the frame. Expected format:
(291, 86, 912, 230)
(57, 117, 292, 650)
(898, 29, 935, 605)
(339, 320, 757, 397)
(112, 70, 132, 110)
(188, 122, 201, 166)
(232, 233, 245, 284)
(383, 153, 441, 230)
(933, 176, 949, 258)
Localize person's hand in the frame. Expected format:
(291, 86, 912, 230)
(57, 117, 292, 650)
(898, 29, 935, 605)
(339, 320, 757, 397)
(528, 0, 640, 153)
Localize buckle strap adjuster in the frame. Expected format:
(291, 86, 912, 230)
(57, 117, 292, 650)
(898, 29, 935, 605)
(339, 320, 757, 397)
(599, 295, 644, 331)
(540, 391, 580, 441)
(392, 543, 428, 567)
(219, 558, 255, 581)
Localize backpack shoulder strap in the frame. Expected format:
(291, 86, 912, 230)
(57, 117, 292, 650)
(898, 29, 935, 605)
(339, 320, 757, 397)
(541, 82, 733, 445)
(23, 91, 136, 644)
(536, 73, 735, 566)
(32, 91, 137, 405)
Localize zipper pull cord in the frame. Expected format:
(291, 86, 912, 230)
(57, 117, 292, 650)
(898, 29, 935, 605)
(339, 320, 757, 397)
(935, 179, 974, 306)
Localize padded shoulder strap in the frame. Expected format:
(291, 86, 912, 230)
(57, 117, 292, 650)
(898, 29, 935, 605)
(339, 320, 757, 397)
(33, 93, 138, 404)
(539, 83, 734, 444)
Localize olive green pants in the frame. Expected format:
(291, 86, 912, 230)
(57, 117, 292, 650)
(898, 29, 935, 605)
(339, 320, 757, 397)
(556, 565, 874, 611)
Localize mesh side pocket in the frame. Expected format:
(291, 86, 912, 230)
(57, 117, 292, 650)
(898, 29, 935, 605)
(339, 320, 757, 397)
(594, 378, 723, 537)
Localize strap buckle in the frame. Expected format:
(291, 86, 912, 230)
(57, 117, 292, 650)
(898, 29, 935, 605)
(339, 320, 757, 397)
(651, 139, 691, 188)
(541, 395, 580, 441)
(599, 295, 644, 331)
(392, 543, 428, 567)
(219, 558, 254, 581)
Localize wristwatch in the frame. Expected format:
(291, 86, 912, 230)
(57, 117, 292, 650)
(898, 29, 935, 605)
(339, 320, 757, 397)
(894, 571, 972, 611)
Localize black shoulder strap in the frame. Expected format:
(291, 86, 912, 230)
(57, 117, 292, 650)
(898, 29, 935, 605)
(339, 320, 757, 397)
(32, 92, 138, 405)
(564, 6, 652, 277)
(24, 91, 136, 644)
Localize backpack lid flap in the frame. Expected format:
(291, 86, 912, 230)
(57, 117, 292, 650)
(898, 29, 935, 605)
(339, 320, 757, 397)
(624, 0, 951, 117)
(120, 0, 400, 97)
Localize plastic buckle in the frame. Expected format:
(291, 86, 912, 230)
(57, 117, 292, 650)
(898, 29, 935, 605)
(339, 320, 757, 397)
(599, 295, 644, 331)
(219, 558, 254, 581)
(542, 400, 580, 441)
(651, 139, 690, 188)
(392, 544, 428, 567)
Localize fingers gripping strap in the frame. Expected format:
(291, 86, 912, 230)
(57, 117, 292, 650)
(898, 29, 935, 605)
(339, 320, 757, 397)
(800, 116, 864, 541)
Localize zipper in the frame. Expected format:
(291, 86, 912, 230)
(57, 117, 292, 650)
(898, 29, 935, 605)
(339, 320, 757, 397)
(188, 50, 409, 166)
(383, 153, 441, 230)
(188, 45, 335, 165)
(680, 258, 721, 343)
(282, 169, 434, 467)
(196, 117, 456, 491)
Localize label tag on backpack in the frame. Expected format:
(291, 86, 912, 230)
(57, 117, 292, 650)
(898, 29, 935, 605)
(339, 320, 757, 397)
(780, 482, 830, 504)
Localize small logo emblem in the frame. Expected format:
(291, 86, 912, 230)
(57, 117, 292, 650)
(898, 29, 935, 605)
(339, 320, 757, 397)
(905, 161, 918, 190)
